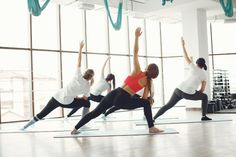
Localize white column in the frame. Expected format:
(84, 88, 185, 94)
(182, 8, 211, 108)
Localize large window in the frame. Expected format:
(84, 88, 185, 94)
(161, 23, 182, 56)
(211, 23, 236, 54)
(60, 6, 85, 51)
(86, 10, 108, 53)
(0, 0, 29, 48)
(146, 19, 161, 57)
(0, 49, 31, 122)
(32, 3, 59, 50)
(33, 51, 61, 118)
(109, 14, 129, 54)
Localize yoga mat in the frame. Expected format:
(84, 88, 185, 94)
(135, 117, 232, 126)
(94, 117, 178, 123)
(54, 128, 178, 138)
(0, 127, 98, 134)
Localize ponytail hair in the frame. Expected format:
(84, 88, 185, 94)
(106, 73, 116, 89)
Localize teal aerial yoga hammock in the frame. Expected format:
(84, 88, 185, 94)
(28, 0, 50, 16)
(162, 0, 174, 6)
(104, 0, 123, 30)
(219, 0, 234, 17)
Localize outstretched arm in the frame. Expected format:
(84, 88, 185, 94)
(132, 27, 142, 74)
(181, 37, 192, 64)
(77, 41, 85, 68)
(101, 56, 110, 78)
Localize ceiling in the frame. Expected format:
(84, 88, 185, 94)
(53, 0, 236, 23)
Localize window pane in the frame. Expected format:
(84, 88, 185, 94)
(162, 57, 185, 106)
(87, 54, 110, 84)
(33, 51, 61, 118)
(0, 49, 31, 122)
(109, 14, 129, 54)
(213, 55, 236, 93)
(211, 23, 236, 54)
(128, 17, 146, 56)
(60, 6, 84, 51)
(147, 57, 163, 107)
(161, 23, 182, 56)
(110, 56, 129, 87)
(130, 56, 146, 71)
(146, 19, 161, 57)
(86, 10, 108, 53)
(32, 3, 59, 50)
(0, 0, 29, 48)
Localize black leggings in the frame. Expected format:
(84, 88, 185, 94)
(153, 88, 208, 119)
(104, 94, 141, 116)
(36, 97, 90, 120)
(67, 94, 105, 117)
(74, 88, 154, 129)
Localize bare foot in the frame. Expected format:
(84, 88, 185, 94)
(149, 126, 163, 133)
(71, 128, 80, 135)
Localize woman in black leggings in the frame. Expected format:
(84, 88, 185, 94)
(153, 38, 211, 121)
(66, 57, 115, 118)
(22, 41, 94, 130)
(71, 27, 162, 134)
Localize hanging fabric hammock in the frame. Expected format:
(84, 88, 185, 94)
(104, 0, 123, 30)
(28, 0, 50, 16)
(162, 0, 174, 6)
(219, 0, 234, 17)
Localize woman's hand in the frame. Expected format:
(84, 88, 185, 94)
(135, 27, 142, 38)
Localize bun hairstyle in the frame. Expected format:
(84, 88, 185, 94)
(196, 58, 207, 70)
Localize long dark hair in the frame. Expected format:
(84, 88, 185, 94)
(146, 63, 159, 97)
(105, 73, 116, 89)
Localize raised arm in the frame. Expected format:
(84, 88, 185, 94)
(181, 37, 192, 64)
(101, 56, 110, 78)
(132, 27, 142, 74)
(77, 40, 85, 68)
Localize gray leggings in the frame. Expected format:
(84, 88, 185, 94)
(153, 88, 208, 119)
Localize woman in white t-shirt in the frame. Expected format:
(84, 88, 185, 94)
(66, 57, 116, 117)
(22, 41, 95, 130)
(153, 38, 212, 121)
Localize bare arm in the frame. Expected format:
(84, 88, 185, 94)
(77, 41, 85, 68)
(101, 56, 110, 78)
(132, 27, 142, 74)
(181, 37, 192, 64)
(142, 85, 150, 99)
(198, 81, 206, 93)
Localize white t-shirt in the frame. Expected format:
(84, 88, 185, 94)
(90, 75, 110, 96)
(177, 63, 207, 94)
(53, 68, 90, 104)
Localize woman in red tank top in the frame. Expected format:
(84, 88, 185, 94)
(71, 27, 162, 134)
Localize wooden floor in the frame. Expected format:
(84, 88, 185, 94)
(0, 107, 236, 157)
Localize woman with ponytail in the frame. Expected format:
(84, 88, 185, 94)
(153, 37, 211, 121)
(66, 57, 116, 118)
(71, 27, 162, 134)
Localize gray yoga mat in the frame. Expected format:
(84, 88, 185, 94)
(54, 128, 178, 138)
(135, 117, 232, 126)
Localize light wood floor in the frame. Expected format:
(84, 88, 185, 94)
(0, 107, 235, 157)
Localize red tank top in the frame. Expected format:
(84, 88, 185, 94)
(124, 71, 145, 93)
